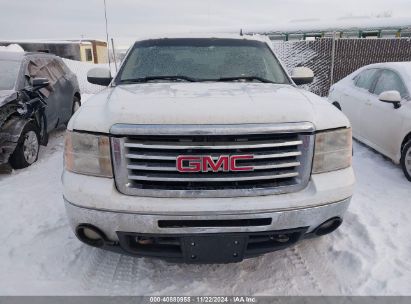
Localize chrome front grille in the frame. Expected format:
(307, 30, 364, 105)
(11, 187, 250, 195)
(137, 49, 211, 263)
(111, 123, 314, 198)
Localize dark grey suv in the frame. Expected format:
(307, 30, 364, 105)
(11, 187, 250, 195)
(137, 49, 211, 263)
(0, 51, 81, 169)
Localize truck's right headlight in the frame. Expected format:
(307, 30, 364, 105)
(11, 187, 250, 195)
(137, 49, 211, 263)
(312, 128, 352, 174)
(64, 131, 113, 177)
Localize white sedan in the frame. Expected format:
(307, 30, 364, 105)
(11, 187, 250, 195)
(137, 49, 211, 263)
(328, 62, 411, 181)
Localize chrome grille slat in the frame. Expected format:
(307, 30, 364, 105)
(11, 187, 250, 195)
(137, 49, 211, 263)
(128, 172, 299, 182)
(127, 161, 301, 172)
(110, 123, 315, 136)
(125, 151, 302, 161)
(111, 123, 315, 198)
(124, 140, 302, 150)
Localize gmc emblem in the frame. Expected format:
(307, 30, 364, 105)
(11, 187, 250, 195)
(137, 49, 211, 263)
(176, 155, 254, 173)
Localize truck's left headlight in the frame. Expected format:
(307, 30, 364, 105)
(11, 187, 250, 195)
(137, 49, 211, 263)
(64, 131, 113, 177)
(312, 128, 352, 174)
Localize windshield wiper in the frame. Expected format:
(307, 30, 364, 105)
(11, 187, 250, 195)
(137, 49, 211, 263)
(119, 75, 198, 84)
(214, 76, 275, 83)
(118, 75, 276, 84)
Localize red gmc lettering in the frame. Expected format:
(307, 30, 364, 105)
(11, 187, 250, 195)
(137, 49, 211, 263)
(176, 155, 254, 173)
(176, 156, 201, 172)
(230, 155, 254, 171)
(202, 156, 229, 172)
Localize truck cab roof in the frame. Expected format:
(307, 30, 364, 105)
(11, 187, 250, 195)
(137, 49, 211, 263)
(132, 33, 272, 44)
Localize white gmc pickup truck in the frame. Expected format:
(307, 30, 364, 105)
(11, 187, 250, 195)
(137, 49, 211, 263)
(63, 35, 354, 263)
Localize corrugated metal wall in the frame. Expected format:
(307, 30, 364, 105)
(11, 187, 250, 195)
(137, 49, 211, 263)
(272, 38, 411, 96)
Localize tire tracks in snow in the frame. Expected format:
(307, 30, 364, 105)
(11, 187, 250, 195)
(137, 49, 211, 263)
(77, 242, 326, 295)
(284, 245, 323, 295)
(79, 248, 161, 294)
(80, 249, 122, 293)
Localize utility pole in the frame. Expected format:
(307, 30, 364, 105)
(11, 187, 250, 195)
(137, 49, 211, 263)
(103, 0, 112, 70)
(111, 37, 118, 72)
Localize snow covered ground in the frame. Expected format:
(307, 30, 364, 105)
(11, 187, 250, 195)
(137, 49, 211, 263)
(0, 129, 410, 295)
(0, 58, 410, 295)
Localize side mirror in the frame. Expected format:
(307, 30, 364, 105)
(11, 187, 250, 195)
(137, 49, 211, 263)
(291, 67, 314, 85)
(87, 67, 112, 86)
(31, 77, 49, 90)
(378, 90, 402, 109)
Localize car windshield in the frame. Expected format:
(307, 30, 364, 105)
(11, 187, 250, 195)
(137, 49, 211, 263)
(0, 59, 20, 90)
(117, 38, 290, 84)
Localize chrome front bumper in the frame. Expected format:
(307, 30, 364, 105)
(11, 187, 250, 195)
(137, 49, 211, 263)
(64, 197, 351, 241)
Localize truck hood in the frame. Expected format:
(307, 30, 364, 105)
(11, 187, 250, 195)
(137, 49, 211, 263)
(69, 83, 350, 133)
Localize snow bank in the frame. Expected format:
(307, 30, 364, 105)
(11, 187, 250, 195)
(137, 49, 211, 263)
(63, 59, 115, 95)
(0, 44, 24, 52)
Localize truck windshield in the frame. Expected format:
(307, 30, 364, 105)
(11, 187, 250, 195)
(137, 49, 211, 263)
(0, 60, 20, 90)
(117, 38, 290, 84)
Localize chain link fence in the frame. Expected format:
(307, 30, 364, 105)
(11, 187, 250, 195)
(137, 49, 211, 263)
(272, 38, 411, 96)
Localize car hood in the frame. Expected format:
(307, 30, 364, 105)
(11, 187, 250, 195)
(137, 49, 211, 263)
(69, 83, 350, 133)
(0, 90, 17, 108)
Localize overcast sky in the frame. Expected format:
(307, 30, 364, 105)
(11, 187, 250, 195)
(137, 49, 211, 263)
(1, 0, 411, 47)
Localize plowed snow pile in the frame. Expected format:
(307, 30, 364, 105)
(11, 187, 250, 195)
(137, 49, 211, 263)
(0, 59, 410, 295)
(62, 59, 115, 95)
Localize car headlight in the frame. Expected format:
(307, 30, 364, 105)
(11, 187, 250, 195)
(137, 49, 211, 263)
(312, 128, 352, 174)
(64, 131, 113, 177)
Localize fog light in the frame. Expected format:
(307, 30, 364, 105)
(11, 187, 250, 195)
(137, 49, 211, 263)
(135, 236, 154, 245)
(314, 217, 343, 236)
(76, 224, 106, 247)
(271, 234, 290, 243)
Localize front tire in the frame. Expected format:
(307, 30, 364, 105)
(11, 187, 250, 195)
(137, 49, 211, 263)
(9, 122, 40, 169)
(401, 140, 411, 182)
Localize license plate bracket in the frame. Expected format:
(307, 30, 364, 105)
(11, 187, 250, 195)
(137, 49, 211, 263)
(182, 235, 247, 263)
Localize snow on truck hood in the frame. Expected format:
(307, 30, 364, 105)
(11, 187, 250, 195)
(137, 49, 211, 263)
(68, 83, 350, 133)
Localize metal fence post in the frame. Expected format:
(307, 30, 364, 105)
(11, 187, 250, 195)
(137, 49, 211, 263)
(330, 31, 336, 87)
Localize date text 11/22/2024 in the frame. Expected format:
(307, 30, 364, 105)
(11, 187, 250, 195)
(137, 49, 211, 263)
(149, 296, 257, 303)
